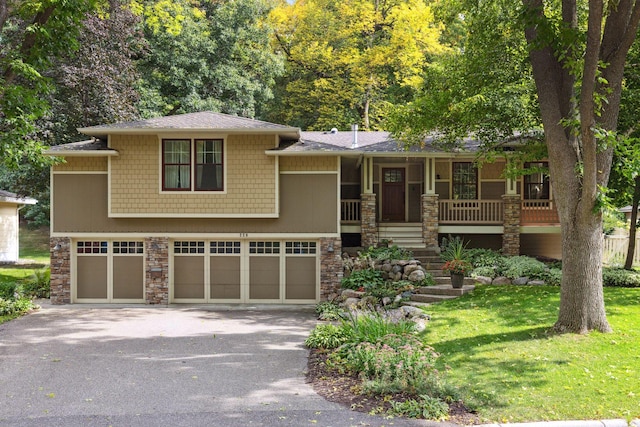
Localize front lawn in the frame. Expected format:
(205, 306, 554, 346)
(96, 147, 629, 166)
(423, 285, 640, 423)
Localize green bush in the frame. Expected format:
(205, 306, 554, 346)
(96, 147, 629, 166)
(602, 267, 640, 287)
(305, 324, 351, 349)
(542, 268, 563, 286)
(501, 256, 548, 280)
(363, 280, 415, 300)
(466, 248, 505, 269)
(471, 266, 498, 279)
(315, 301, 344, 321)
(340, 312, 417, 345)
(0, 281, 19, 299)
(388, 395, 449, 420)
(0, 297, 34, 316)
(341, 269, 384, 290)
(362, 244, 413, 261)
(21, 268, 50, 298)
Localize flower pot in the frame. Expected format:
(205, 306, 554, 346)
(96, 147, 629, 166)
(450, 272, 465, 289)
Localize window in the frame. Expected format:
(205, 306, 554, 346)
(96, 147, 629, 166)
(249, 241, 280, 254)
(452, 162, 477, 199)
(162, 138, 224, 191)
(524, 162, 550, 199)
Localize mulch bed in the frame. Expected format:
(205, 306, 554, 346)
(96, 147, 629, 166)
(306, 348, 481, 425)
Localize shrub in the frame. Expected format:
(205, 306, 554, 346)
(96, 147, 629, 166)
(466, 248, 505, 269)
(388, 395, 449, 420)
(542, 268, 562, 286)
(340, 312, 416, 345)
(305, 324, 351, 349)
(0, 281, 19, 300)
(21, 268, 50, 298)
(315, 301, 344, 321)
(362, 244, 413, 261)
(341, 269, 384, 290)
(602, 267, 640, 287)
(501, 256, 548, 280)
(471, 266, 498, 279)
(0, 297, 34, 316)
(363, 280, 414, 300)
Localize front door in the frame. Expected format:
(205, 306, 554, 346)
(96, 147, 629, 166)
(381, 168, 405, 221)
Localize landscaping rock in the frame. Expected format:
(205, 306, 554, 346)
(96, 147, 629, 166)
(528, 280, 546, 286)
(492, 276, 512, 285)
(473, 275, 493, 285)
(343, 297, 360, 308)
(382, 297, 392, 306)
(407, 269, 426, 282)
(512, 277, 529, 285)
(341, 289, 364, 299)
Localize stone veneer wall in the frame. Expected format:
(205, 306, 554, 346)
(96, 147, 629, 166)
(50, 237, 71, 304)
(360, 193, 378, 247)
(502, 195, 521, 256)
(320, 237, 343, 300)
(421, 194, 439, 251)
(145, 237, 169, 304)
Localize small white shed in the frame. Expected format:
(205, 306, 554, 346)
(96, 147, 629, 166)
(0, 190, 37, 263)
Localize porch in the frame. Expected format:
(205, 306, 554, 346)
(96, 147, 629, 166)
(340, 197, 560, 252)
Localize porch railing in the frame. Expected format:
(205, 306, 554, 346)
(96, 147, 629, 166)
(521, 200, 559, 225)
(439, 200, 503, 224)
(341, 199, 361, 223)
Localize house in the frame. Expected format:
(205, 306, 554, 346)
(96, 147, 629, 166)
(46, 112, 560, 305)
(0, 190, 37, 263)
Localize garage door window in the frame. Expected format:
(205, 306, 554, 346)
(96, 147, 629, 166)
(249, 241, 280, 254)
(174, 241, 205, 254)
(77, 241, 108, 254)
(285, 241, 317, 254)
(210, 241, 240, 254)
(113, 241, 144, 254)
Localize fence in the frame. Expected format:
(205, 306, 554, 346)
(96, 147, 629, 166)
(603, 235, 640, 266)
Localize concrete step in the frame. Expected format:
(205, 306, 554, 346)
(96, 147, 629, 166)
(416, 284, 476, 296)
(401, 300, 432, 309)
(410, 294, 458, 303)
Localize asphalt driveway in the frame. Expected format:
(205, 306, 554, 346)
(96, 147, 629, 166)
(0, 304, 452, 427)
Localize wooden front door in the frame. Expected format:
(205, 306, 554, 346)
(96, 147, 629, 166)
(381, 168, 405, 221)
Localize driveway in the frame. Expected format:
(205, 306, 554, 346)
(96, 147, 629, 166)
(0, 304, 452, 427)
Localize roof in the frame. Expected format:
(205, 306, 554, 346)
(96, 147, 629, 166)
(78, 111, 300, 139)
(45, 139, 119, 157)
(0, 190, 37, 205)
(267, 130, 481, 156)
(619, 205, 639, 213)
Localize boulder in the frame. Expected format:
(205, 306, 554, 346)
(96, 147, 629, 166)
(512, 277, 529, 285)
(473, 275, 493, 285)
(343, 297, 360, 308)
(492, 276, 512, 285)
(341, 289, 364, 299)
(407, 269, 426, 282)
(528, 280, 546, 286)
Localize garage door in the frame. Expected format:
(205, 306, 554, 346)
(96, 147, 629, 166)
(75, 240, 145, 303)
(171, 240, 318, 303)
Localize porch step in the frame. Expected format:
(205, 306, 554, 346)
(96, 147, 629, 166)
(378, 224, 424, 248)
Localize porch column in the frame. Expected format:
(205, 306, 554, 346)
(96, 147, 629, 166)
(320, 237, 343, 300)
(361, 193, 378, 247)
(502, 194, 521, 256)
(145, 237, 169, 305)
(422, 194, 439, 251)
(50, 237, 71, 304)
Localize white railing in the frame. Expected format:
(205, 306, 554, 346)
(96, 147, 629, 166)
(341, 199, 361, 223)
(439, 200, 503, 224)
(603, 235, 640, 266)
(521, 200, 560, 224)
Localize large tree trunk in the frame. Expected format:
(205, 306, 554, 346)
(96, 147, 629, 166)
(556, 210, 611, 333)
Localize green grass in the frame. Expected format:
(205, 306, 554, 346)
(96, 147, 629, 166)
(18, 226, 50, 264)
(422, 285, 640, 423)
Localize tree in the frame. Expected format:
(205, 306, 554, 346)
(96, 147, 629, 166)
(390, 1, 640, 333)
(0, 0, 100, 169)
(268, 0, 447, 130)
(136, 0, 283, 118)
(43, 0, 143, 144)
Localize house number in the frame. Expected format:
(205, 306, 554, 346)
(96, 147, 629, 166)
(239, 233, 248, 237)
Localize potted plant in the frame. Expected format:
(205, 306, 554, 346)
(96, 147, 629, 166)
(441, 236, 472, 289)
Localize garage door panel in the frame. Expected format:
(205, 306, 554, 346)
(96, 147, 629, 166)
(77, 256, 107, 299)
(249, 256, 279, 300)
(210, 257, 241, 299)
(174, 256, 205, 299)
(113, 256, 144, 299)
(285, 257, 316, 300)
